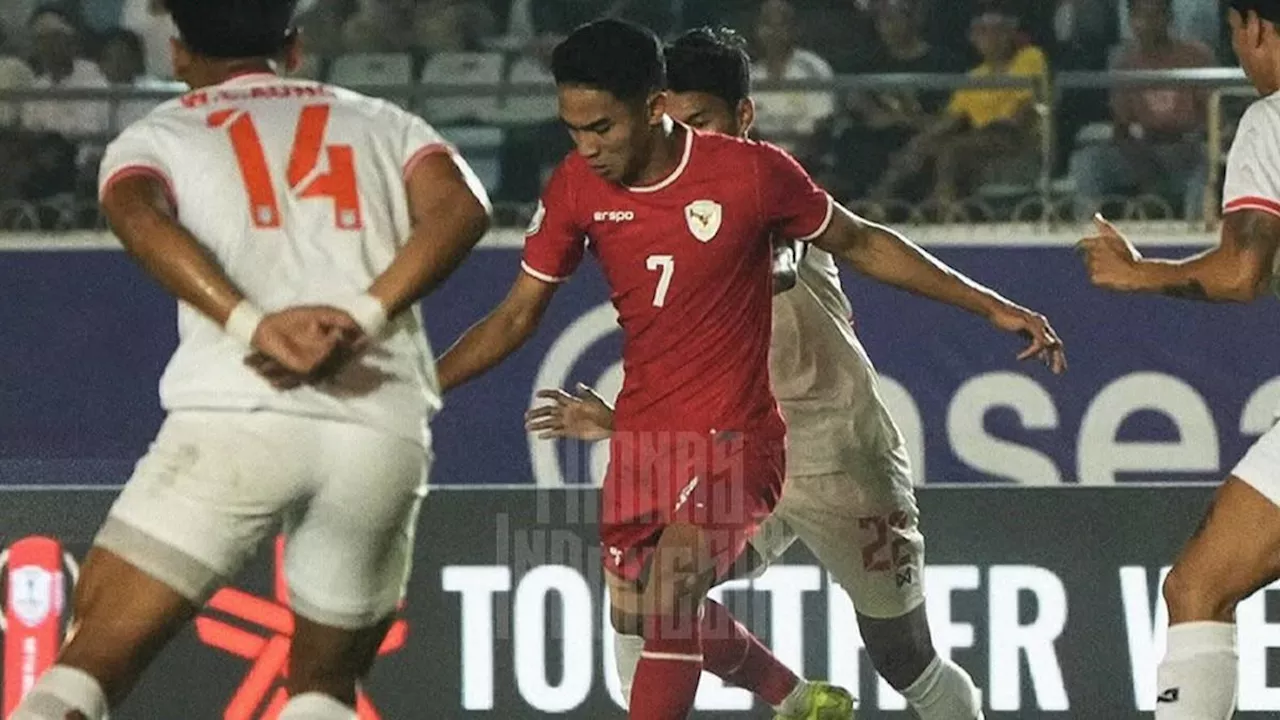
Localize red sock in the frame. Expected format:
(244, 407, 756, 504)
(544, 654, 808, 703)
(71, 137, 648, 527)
(629, 613, 704, 719)
(699, 599, 800, 706)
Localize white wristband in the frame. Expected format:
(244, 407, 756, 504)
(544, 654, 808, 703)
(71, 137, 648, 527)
(225, 301, 264, 347)
(340, 293, 389, 337)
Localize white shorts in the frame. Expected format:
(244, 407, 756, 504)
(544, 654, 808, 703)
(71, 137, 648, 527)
(95, 410, 428, 630)
(1233, 421, 1280, 508)
(749, 442, 925, 619)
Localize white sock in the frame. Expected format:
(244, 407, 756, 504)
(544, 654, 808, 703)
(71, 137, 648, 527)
(10, 665, 109, 720)
(614, 632, 643, 706)
(1155, 622, 1237, 720)
(774, 680, 814, 716)
(278, 692, 357, 719)
(900, 656, 984, 720)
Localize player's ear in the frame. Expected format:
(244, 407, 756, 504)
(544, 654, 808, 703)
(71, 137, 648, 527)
(737, 98, 756, 137)
(646, 90, 667, 127)
(1249, 10, 1269, 50)
(169, 37, 191, 83)
(280, 29, 302, 74)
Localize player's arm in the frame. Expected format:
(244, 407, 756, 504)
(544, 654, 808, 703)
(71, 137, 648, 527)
(364, 151, 492, 325)
(103, 175, 355, 376)
(1079, 212, 1280, 303)
(438, 161, 587, 393)
(812, 203, 1066, 372)
(1079, 102, 1280, 303)
(813, 205, 1008, 316)
(102, 175, 245, 326)
(436, 272, 559, 392)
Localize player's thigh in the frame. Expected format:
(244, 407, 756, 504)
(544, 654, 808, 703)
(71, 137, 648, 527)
(284, 421, 428, 631)
(648, 438, 786, 615)
(59, 546, 198, 695)
(1166, 472, 1280, 621)
(783, 445, 925, 619)
(94, 410, 309, 606)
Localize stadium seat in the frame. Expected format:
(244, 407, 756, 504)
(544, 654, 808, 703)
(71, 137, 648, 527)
(418, 52, 504, 125)
(1075, 122, 1115, 146)
(328, 53, 414, 102)
(495, 55, 557, 125)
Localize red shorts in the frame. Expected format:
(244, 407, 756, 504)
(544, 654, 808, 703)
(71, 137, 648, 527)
(600, 429, 785, 584)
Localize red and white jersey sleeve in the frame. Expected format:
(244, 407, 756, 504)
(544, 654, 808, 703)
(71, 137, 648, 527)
(757, 141, 834, 241)
(1223, 97, 1280, 219)
(399, 112, 453, 183)
(522, 160, 587, 283)
(99, 124, 174, 206)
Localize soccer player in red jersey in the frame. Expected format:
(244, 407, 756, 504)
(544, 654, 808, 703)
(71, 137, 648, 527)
(438, 19, 1064, 720)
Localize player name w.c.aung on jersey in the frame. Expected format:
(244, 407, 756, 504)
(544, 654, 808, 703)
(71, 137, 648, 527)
(523, 126, 834, 450)
(98, 73, 456, 446)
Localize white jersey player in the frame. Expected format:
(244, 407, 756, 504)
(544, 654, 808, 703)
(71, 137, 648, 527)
(1078, 3, 1280, 718)
(12, 1, 490, 719)
(526, 28, 1065, 720)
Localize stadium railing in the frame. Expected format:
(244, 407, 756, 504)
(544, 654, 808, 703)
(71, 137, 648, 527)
(0, 68, 1254, 232)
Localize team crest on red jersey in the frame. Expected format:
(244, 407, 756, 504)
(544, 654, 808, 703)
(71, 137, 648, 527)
(684, 200, 722, 242)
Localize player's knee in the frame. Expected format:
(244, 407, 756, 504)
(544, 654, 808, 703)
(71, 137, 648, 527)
(1163, 562, 1241, 623)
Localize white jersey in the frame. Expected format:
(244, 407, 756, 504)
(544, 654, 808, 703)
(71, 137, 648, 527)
(99, 73, 457, 446)
(1223, 93, 1280, 301)
(770, 246, 903, 476)
(1223, 92, 1280, 220)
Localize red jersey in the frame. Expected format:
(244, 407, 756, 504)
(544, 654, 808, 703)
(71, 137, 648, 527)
(523, 127, 832, 441)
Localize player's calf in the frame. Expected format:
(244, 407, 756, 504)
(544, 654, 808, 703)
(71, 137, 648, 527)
(12, 548, 199, 720)
(1154, 477, 1280, 719)
(859, 605, 936, 689)
(854, 606, 983, 720)
(286, 614, 390, 708)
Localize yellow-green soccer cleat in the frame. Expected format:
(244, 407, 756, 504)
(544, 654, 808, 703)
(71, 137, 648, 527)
(773, 681, 857, 720)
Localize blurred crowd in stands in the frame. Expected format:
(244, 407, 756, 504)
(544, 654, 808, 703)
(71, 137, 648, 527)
(0, 0, 1248, 228)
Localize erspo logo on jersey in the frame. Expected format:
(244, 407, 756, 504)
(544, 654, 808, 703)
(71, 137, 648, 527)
(530, 302, 624, 488)
(592, 210, 635, 223)
(0, 537, 78, 717)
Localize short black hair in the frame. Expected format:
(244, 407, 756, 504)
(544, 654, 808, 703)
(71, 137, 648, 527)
(971, 0, 1021, 25)
(666, 27, 751, 108)
(100, 29, 145, 61)
(167, 0, 298, 60)
(28, 2, 82, 33)
(1231, 0, 1280, 23)
(551, 19, 665, 103)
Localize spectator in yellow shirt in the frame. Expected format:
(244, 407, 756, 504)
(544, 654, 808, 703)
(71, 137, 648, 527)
(872, 3, 1047, 208)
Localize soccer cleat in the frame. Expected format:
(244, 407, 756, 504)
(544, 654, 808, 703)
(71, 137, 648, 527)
(773, 682, 857, 720)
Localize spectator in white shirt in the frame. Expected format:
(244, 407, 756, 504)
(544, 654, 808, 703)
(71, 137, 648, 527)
(119, 0, 177, 80)
(0, 25, 35, 128)
(98, 28, 180, 132)
(750, 0, 835, 153)
(22, 5, 110, 140)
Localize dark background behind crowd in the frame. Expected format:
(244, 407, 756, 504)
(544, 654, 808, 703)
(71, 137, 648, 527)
(0, 0, 1247, 227)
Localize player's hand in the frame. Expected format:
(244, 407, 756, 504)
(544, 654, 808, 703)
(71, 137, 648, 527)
(1077, 214, 1145, 292)
(246, 307, 367, 388)
(524, 383, 615, 440)
(987, 303, 1067, 375)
